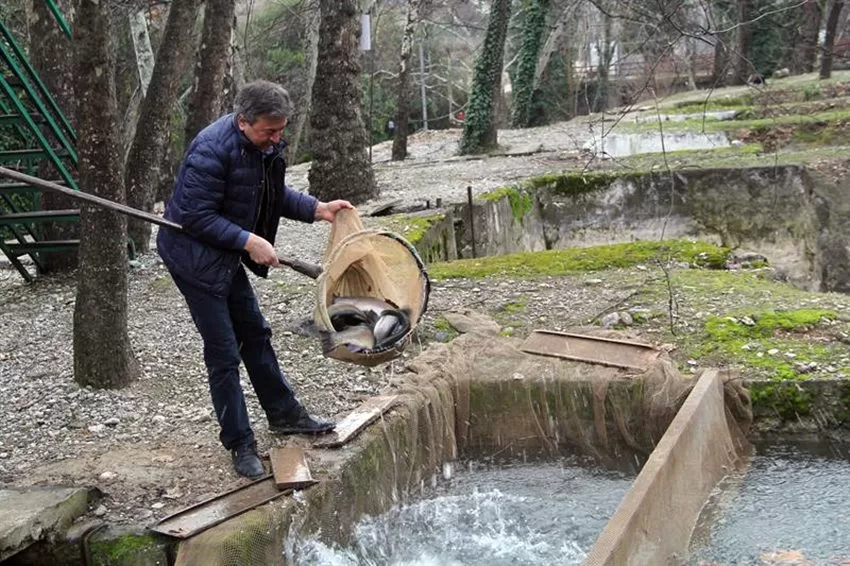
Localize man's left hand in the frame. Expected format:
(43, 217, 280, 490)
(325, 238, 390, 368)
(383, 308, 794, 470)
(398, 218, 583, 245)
(315, 200, 354, 222)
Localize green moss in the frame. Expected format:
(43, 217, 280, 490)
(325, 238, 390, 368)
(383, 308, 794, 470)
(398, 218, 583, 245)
(428, 239, 729, 280)
(479, 186, 534, 222)
(149, 276, 173, 292)
(749, 381, 814, 419)
(673, 95, 753, 110)
(432, 316, 460, 342)
(684, 309, 840, 382)
(376, 214, 445, 246)
(90, 533, 164, 565)
(526, 171, 634, 197)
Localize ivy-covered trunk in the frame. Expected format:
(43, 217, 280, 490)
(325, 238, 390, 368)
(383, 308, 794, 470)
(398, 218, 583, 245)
(29, 0, 78, 272)
(308, 0, 376, 204)
(184, 0, 236, 147)
(392, 0, 427, 161)
(459, 0, 512, 155)
(510, 0, 549, 129)
(72, 0, 140, 389)
(124, 0, 201, 253)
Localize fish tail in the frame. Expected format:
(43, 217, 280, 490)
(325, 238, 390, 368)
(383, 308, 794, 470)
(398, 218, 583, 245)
(319, 330, 339, 353)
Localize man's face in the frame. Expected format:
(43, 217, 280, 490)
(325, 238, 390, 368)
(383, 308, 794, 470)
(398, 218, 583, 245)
(238, 114, 287, 150)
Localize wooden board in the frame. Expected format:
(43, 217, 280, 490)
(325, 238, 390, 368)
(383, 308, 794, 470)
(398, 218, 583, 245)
(313, 395, 398, 449)
(520, 330, 660, 371)
(269, 447, 317, 491)
(151, 476, 288, 539)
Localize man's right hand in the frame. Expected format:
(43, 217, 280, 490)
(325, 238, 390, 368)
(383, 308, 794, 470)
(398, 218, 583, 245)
(244, 233, 280, 267)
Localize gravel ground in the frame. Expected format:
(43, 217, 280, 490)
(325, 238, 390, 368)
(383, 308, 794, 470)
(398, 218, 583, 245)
(1, 119, 848, 530)
(0, 124, 605, 529)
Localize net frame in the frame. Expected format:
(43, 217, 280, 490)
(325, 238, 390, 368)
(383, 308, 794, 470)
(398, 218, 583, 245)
(315, 216, 431, 367)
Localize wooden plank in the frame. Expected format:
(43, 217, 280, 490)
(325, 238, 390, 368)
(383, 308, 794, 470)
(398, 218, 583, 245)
(520, 330, 660, 371)
(151, 476, 290, 539)
(313, 395, 398, 449)
(269, 447, 317, 490)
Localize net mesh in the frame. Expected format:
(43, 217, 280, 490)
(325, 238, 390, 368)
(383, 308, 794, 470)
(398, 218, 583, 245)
(314, 208, 430, 366)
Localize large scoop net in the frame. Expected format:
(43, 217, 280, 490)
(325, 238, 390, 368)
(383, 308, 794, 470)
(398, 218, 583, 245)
(314, 208, 430, 366)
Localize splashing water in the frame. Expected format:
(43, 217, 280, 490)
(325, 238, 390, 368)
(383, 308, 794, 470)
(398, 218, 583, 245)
(286, 459, 634, 566)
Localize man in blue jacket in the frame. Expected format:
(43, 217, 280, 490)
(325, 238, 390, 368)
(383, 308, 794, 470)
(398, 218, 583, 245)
(157, 80, 353, 479)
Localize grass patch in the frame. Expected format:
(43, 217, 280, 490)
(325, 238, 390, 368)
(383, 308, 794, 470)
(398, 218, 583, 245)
(428, 240, 729, 280)
(372, 213, 445, 245)
(683, 308, 849, 382)
(620, 108, 850, 135)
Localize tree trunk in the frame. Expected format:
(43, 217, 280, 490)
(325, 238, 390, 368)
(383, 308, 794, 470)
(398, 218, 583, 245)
(821, 0, 844, 78)
(308, 0, 376, 204)
(125, 0, 201, 253)
(29, 0, 78, 272)
(459, 0, 512, 155)
(511, 0, 549, 128)
(799, 0, 822, 73)
(533, 0, 578, 93)
(184, 0, 236, 147)
(72, 0, 140, 389)
(392, 0, 427, 161)
(221, 26, 244, 114)
(290, 0, 321, 163)
(734, 0, 752, 84)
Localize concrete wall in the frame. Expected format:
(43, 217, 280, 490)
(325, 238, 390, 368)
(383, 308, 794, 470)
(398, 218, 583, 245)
(585, 369, 751, 565)
(422, 166, 850, 293)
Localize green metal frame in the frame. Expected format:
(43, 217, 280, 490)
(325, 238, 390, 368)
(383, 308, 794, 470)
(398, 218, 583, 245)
(0, 2, 79, 280)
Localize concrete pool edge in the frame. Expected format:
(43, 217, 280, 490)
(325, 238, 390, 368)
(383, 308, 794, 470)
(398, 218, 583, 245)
(584, 368, 752, 565)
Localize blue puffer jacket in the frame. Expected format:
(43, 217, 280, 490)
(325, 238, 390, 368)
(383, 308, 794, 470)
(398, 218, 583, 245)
(156, 113, 318, 296)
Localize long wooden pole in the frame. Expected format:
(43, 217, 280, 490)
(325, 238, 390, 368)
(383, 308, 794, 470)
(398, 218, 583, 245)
(0, 166, 323, 279)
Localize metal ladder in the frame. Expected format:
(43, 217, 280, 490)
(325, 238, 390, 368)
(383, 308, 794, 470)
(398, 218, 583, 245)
(0, 3, 79, 281)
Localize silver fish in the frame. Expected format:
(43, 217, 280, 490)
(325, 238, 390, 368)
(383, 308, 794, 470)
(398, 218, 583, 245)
(332, 296, 398, 319)
(373, 308, 412, 349)
(327, 303, 373, 331)
(319, 323, 376, 353)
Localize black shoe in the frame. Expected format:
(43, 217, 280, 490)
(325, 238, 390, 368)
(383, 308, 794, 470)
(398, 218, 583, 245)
(269, 407, 336, 435)
(231, 442, 265, 479)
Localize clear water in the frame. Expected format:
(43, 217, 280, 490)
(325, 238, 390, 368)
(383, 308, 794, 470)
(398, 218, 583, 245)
(286, 458, 634, 566)
(688, 441, 850, 564)
(582, 132, 730, 157)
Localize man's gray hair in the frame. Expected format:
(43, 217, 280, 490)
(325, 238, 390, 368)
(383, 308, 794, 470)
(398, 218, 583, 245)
(234, 80, 294, 123)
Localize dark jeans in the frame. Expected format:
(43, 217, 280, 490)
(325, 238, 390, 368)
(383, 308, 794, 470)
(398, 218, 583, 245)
(172, 266, 300, 450)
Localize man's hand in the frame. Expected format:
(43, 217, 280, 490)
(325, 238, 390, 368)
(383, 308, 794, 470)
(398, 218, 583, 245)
(244, 233, 280, 267)
(315, 200, 354, 222)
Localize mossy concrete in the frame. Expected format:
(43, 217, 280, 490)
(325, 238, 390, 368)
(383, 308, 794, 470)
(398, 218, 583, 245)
(422, 166, 850, 293)
(0, 486, 92, 562)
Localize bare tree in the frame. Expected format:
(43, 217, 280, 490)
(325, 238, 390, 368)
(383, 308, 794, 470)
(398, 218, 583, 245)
(184, 0, 237, 147)
(290, 0, 321, 162)
(734, 0, 752, 84)
(125, 0, 201, 253)
(72, 0, 140, 389)
(28, 0, 77, 272)
(820, 0, 844, 79)
(392, 0, 429, 160)
(308, 0, 376, 204)
(459, 0, 512, 154)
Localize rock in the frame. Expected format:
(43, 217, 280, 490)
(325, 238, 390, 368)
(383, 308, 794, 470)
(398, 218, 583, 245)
(600, 312, 621, 328)
(98, 471, 116, 482)
(104, 417, 120, 427)
(442, 311, 501, 335)
(93, 505, 107, 517)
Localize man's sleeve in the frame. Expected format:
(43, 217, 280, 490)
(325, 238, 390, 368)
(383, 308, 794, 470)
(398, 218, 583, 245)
(176, 141, 250, 250)
(280, 184, 318, 223)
